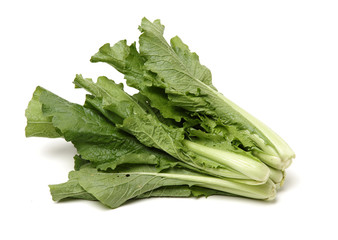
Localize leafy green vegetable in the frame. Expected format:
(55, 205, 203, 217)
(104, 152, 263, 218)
(25, 17, 294, 209)
(74, 75, 270, 183)
(50, 166, 231, 205)
(51, 164, 275, 209)
(25, 87, 190, 172)
(91, 18, 295, 171)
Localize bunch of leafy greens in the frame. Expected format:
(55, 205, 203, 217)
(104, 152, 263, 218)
(25, 18, 294, 209)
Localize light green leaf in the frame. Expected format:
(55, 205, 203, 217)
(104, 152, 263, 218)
(75, 165, 275, 208)
(25, 87, 62, 138)
(91, 40, 188, 122)
(137, 186, 230, 199)
(73, 75, 187, 161)
(138, 18, 295, 169)
(49, 170, 96, 202)
(27, 87, 189, 172)
(39, 88, 118, 143)
(122, 114, 185, 158)
(75, 74, 270, 181)
(74, 74, 146, 120)
(50, 166, 230, 203)
(76, 166, 186, 208)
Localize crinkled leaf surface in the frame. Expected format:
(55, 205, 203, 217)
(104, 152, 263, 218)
(50, 165, 229, 205)
(25, 87, 189, 171)
(91, 40, 188, 122)
(75, 166, 192, 208)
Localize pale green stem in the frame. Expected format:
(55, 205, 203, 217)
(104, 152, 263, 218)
(184, 140, 270, 182)
(150, 172, 276, 200)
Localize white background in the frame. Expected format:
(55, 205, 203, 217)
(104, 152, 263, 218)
(1, 0, 337, 239)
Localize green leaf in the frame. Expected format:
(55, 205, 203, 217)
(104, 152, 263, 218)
(90, 41, 130, 74)
(75, 166, 186, 208)
(74, 155, 90, 171)
(122, 114, 185, 158)
(73, 165, 275, 208)
(138, 18, 233, 118)
(170, 36, 214, 88)
(75, 74, 271, 181)
(136, 186, 193, 198)
(25, 87, 62, 138)
(74, 74, 146, 120)
(73, 140, 186, 172)
(84, 94, 124, 125)
(39, 88, 118, 143)
(139, 18, 215, 96)
(49, 170, 96, 202)
(138, 18, 295, 169)
(137, 186, 230, 199)
(50, 166, 230, 203)
(28, 86, 190, 172)
(91, 40, 188, 122)
(73, 75, 187, 161)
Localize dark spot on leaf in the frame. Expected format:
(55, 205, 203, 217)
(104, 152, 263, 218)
(126, 174, 130, 177)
